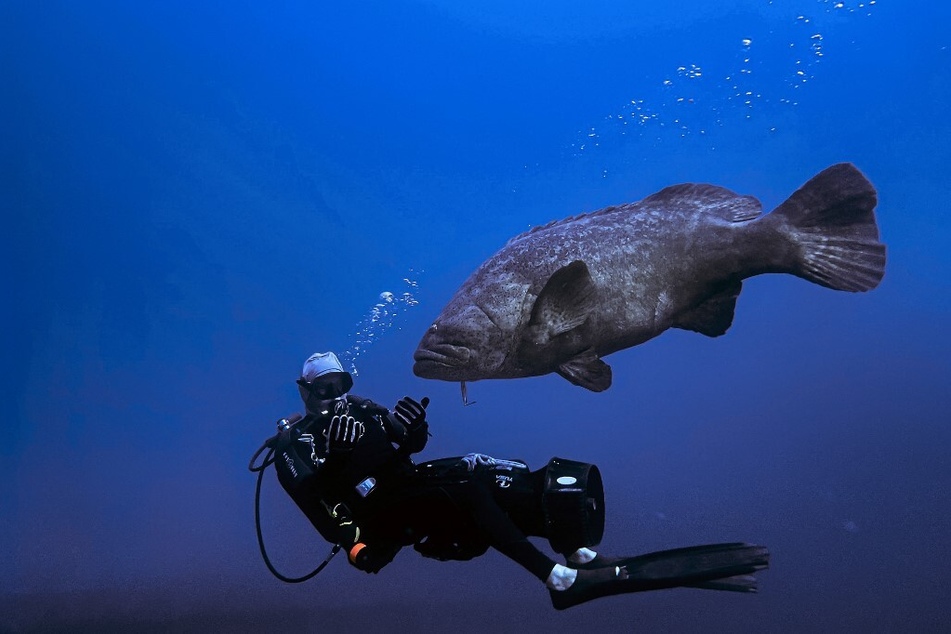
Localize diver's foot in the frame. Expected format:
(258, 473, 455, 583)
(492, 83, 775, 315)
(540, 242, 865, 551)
(549, 565, 629, 610)
(567, 553, 627, 570)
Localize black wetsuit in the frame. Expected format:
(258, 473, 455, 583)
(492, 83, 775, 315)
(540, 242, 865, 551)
(276, 394, 556, 581)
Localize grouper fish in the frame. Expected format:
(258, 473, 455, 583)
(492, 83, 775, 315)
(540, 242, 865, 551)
(413, 163, 886, 393)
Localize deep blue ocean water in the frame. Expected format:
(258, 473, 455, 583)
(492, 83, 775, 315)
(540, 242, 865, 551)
(3, 1, 950, 631)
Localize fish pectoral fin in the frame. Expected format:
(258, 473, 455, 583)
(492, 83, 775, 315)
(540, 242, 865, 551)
(672, 281, 742, 337)
(529, 260, 597, 338)
(557, 350, 612, 392)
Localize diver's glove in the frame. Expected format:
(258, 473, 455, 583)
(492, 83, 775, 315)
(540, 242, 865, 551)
(461, 453, 497, 472)
(394, 396, 429, 432)
(326, 414, 365, 454)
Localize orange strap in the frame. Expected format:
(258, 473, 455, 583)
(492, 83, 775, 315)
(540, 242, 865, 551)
(348, 542, 367, 564)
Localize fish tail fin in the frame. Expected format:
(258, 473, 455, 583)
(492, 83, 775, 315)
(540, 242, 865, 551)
(772, 163, 886, 292)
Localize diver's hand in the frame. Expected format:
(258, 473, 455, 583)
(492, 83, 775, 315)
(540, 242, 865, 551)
(394, 396, 429, 431)
(326, 414, 364, 454)
(461, 453, 497, 472)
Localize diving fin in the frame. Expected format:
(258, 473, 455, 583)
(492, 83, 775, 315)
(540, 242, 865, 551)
(551, 542, 769, 610)
(687, 574, 759, 593)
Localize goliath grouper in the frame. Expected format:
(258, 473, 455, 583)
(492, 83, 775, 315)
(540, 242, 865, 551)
(413, 163, 886, 394)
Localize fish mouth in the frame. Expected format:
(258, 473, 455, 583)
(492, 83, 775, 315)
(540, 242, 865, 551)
(413, 344, 472, 379)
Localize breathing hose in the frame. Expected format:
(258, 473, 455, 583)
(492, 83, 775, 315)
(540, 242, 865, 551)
(249, 436, 339, 582)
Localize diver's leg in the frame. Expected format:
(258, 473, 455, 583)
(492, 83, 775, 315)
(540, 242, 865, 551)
(442, 479, 556, 581)
(441, 479, 629, 593)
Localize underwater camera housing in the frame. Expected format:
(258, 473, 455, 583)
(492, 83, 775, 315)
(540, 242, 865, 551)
(413, 456, 605, 560)
(543, 457, 605, 553)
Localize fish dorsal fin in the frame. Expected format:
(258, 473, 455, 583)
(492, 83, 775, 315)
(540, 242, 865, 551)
(523, 260, 597, 344)
(672, 280, 743, 337)
(504, 205, 626, 247)
(557, 348, 612, 392)
(641, 184, 763, 223)
(506, 213, 580, 246)
(505, 185, 762, 247)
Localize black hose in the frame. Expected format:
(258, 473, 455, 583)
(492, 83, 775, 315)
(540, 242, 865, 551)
(250, 440, 339, 582)
(249, 435, 277, 472)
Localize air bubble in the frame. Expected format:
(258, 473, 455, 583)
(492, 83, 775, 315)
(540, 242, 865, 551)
(567, 0, 878, 151)
(340, 270, 424, 375)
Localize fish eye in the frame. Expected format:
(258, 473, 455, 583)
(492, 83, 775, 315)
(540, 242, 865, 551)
(429, 323, 438, 332)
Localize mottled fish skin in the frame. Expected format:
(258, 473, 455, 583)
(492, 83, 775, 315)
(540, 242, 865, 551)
(413, 163, 886, 392)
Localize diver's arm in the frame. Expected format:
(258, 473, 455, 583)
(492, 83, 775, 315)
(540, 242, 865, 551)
(320, 467, 402, 573)
(348, 394, 429, 453)
(400, 418, 429, 454)
(384, 396, 430, 455)
(302, 496, 357, 546)
(385, 413, 429, 454)
(277, 459, 355, 549)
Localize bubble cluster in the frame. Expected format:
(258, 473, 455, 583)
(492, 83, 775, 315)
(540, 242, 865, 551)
(678, 63, 703, 79)
(823, 0, 877, 16)
(340, 270, 422, 375)
(725, 36, 760, 118)
(570, 0, 880, 154)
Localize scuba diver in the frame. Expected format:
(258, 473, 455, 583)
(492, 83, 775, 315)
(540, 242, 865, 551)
(251, 351, 769, 610)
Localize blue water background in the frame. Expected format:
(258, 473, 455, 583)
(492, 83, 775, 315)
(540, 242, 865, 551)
(4, 0, 950, 631)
